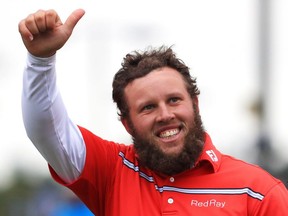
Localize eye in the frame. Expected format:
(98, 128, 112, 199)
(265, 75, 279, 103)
(142, 104, 155, 111)
(169, 97, 180, 104)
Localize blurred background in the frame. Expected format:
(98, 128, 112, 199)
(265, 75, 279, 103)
(0, 0, 287, 215)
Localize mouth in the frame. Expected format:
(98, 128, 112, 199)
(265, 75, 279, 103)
(159, 128, 180, 139)
(157, 124, 183, 140)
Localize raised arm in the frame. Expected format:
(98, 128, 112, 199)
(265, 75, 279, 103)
(19, 9, 86, 183)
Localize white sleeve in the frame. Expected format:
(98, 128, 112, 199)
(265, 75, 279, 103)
(22, 53, 86, 183)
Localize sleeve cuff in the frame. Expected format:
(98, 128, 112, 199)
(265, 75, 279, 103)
(27, 52, 56, 65)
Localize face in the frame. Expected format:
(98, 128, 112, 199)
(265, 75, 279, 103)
(123, 67, 204, 175)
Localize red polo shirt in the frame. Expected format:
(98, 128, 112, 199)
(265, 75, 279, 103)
(50, 127, 288, 215)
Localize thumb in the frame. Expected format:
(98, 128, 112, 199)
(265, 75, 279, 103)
(64, 9, 85, 32)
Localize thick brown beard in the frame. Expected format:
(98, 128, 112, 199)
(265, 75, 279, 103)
(129, 108, 205, 176)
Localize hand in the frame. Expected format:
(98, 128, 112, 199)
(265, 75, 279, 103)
(18, 9, 85, 57)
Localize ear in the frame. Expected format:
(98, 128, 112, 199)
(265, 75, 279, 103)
(121, 118, 132, 135)
(193, 96, 200, 113)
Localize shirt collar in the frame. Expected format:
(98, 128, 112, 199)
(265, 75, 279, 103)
(196, 133, 222, 173)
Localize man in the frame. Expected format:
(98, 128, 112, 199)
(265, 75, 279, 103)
(19, 9, 288, 216)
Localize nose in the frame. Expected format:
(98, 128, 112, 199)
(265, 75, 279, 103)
(156, 104, 175, 123)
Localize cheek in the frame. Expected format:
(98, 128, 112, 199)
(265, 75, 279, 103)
(176, 105, 195, 120)
(131, 116, 154, 134)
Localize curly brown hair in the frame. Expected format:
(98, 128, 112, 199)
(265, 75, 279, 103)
(112, 45, 200, 119)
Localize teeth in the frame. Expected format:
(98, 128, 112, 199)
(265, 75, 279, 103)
(159, 129, 179, 138)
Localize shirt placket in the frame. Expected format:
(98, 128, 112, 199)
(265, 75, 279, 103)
(161, 176, 179, 215)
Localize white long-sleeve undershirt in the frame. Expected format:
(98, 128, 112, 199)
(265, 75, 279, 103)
(22, 53, 86, 183)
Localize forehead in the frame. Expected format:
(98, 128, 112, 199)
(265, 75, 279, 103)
(127, 67, 186, 90)
(124, 67, 188, 103)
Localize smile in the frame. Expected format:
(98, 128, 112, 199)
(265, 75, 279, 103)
(159, 128, 180, 139)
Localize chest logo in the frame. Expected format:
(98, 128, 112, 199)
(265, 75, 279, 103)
(191, 199, 226, 208)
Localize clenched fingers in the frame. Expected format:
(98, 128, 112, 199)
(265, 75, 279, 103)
(18, 9, 61, 41)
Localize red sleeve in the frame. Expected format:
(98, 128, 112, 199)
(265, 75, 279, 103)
(49, 126, 124, 216)
(253, 181, 288, 215)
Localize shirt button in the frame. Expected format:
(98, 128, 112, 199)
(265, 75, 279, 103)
(168, 198, 174, 204)
(169, 177, 175, 182)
